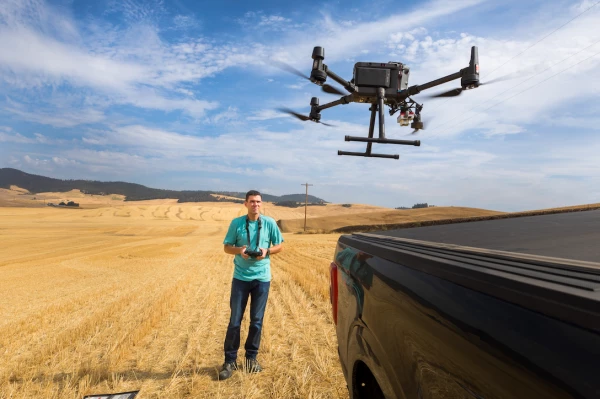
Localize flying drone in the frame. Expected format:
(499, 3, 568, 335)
(278, 46, 485, 160)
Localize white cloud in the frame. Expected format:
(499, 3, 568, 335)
(237, 11, 302, 31)
(0, 128, 51, 144)
(34, 133, 50, 143)
(272, 0, 485, 65)
(2, 0, 599, 212)
(205, 106, 240, 125)
(378, 6, 600, 139)
(0, 2, 255, 120)
(105, 0, 167, 23)
(247, 109, 289, 121)
(0, 131, 33, 144)
(23, 154, 50, 168)
(5, 102, 106, 127)
(171, 15, 199, 30)
(52, 156, 78, 166)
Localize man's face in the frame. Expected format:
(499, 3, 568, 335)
(245, 195, 262, 215)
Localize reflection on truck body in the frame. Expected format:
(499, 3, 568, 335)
(334, 240, 600, 399)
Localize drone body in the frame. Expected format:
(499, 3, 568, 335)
(279, 46, 482, 159)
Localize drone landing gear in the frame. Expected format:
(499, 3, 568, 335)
(340, 88, 420, 159)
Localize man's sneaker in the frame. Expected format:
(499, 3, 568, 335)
(218, 361, 237, 380)
(245, 358, 263, 373)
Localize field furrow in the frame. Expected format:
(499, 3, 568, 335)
(0, 204, 348, 399)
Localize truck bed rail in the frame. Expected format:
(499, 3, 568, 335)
(339, 233, 600, 332)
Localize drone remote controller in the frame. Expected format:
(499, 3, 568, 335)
(244, 249, 263, 258)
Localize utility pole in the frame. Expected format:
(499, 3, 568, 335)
(301, 182, 313, 232)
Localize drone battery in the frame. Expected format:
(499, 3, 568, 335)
(354, 67, 391, 88)
(398, 67, 410, 91)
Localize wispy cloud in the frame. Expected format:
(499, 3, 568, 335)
(237, 11, 304, 31)
(0, 127, 50, 144)
(171, 14, 199, 30)
(1, 0, 599, 211)
(5, 100, 106, 127)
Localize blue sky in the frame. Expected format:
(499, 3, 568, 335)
(0, 0, 599, 211)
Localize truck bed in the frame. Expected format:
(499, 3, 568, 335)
(374, 208, 600, 263)
(334, 209, 600, 398)
(338, 210, 600, 333)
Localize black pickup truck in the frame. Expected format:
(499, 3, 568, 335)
(330, 209, 600, 399)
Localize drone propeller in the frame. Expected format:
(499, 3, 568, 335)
(277, 107, 335, 126)
(422, 74, 516, 99)
(273, 61, 346, 96)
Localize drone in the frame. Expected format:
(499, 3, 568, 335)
(278, 46, 483, 160)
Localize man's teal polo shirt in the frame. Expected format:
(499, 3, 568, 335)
(223, 215, 284, 282)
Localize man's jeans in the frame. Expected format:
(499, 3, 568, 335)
(224, 278, 270, 362)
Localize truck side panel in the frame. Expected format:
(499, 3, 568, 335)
(334, 242, 600, 399)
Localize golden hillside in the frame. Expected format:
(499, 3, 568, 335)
(0, 203, 345, 398)
(278, 206, 505, 233)
(2, 197, 599, 398)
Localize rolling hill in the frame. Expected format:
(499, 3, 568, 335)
(0, 168, 327, 203)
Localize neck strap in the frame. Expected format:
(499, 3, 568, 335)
(245, 216, 261, 251)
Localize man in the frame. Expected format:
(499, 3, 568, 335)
(219, 190, 284, 380)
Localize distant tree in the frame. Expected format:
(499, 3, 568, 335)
(275, 200, 302, 208)
(1, 168, 330, 204)
(412, 203, 428, 209)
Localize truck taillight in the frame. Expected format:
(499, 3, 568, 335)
(330, 262, 338, 325)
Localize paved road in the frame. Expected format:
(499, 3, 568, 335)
(376, 209, 600, 263)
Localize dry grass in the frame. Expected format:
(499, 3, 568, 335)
(278, 206, 505, 233)
(3, 187, 593, 398)
(0, 203, 346, 399)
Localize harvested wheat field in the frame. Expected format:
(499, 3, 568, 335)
(0, 202, 348, 399)
(0, 195, 528, 398)
(278, 206, 506, 233)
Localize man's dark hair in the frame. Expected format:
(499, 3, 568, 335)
(245, 190, 262, 201)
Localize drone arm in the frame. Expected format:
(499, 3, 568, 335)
(314, 94, 354, 112)
(324, 65, 355, 93)
(402, 46, 480, 97)
(403, 71, 462, 97)
(415, 71, 462, 93)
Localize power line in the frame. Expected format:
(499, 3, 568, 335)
(442, 48, 600, 132)
(484, 0, 599, 79)
(425, 1, 599, 115)
(480, 49, 600, 112)
(430, 38, 600, 130)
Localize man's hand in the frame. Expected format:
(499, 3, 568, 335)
(256, 247, 268, 260)
(239, 246, 249, 260)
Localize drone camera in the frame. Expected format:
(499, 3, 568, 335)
(411, 119, 424, 130)
(397, 109, 414, 126)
